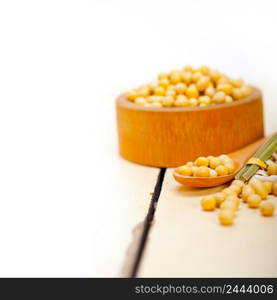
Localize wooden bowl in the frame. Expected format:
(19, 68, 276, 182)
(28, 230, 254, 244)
(116, 87, 264, 167)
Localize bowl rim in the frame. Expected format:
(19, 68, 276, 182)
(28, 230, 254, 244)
(116, 86, 262, 112)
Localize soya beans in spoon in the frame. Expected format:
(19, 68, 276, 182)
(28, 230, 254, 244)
(177, 155, 235, 178)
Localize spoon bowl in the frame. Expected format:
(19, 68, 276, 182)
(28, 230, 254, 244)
(173, 160, 241, 188)
(173, 137, 266, 188)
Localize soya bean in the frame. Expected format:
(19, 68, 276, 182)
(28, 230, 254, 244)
(149, 102, 162, 107)
(192, 72, 202, 83)
(174, 95, 189, 107)
(192, 166, 199, 177)
(159, 78, 170, 88)
(267, 164, 277, 176)
(188, 98, 199, 106)
(175, 83, 187, 94)
(249, 178, 268, 200)
(198, 95, 211, 105)
(232, 88, 243, 100)
(215, 165, 229, 176)
(232, 180, 245, 188)
(127, 66, 252, 107)
(220, 200, 237, 211)
(260, 201, 275, 217)
(241, 185, 255, 203)
(181, 71, 192, 84)
(162, 96, 175, 107)
(231, 181, 244, 194)
(186, 161, 194, 167)
(158, 72, 168, 80)
(264, 181, 273, 194)
(241, 85, 252, 97)
(273, 181, 277, 196)
(127, 89, 138, 101)
(225, 195, 240, 209)
(212, 91, 226, 104)
(229, 184, 241, 195)
(195, 166, 211, 177)
(135, 97, 147, 105)
(169, 71, 182, 84)
(248, 194, 262, 208)
(186, 84, 199, 98)
(201, 195, 216, 211)
(196, 76, 210, 91)
(225, 162, 235, 173)
(209, 157, 222, 169)
(225, 95, 234, 103)
(218, 209, 235, 226)
(205, 86, 216, 97)
(177, 165, 192, 176)
(222, 188, 237, 197)
(214, 192, 226, 208)
(154, 86, 166, 96)
(217, 83, 232, 95)
(195, 157, 209, 167)
(219, 154, 233, 164)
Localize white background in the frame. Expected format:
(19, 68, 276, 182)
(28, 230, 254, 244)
(0, 0, 276, 276)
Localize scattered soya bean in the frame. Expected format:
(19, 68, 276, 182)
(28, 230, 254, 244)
(201, 178, 276, 226)
(209, 169, 217, 177)
(199, 153, 277, 226)
(264, 181, 273, 194)
(247, 194, 262, 208)
(249, 178, 268, 200)
(225, 195, 240, 209)
(229, 184, 241, 195)
(232, 179, 245, 188)
(222, 187, 237, 197)
(220, 200, 237, 211)
(214, 192, 226, 208)
(260, 201, 275, 217)
(218, 209, 235, 226)
(201, 195, 216, 211)
(197, 154, 277, 225)
(241, 185, 255, 203)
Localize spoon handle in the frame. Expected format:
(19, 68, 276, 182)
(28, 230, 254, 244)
(230, 137, 266, 162)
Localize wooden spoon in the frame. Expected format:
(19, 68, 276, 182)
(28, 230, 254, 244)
(173, 137, 266, 188)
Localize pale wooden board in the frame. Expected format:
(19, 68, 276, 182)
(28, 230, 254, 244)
(1, 0, 277, 279)
(138, 169, 277, 277)
(93, 159, 159, 277)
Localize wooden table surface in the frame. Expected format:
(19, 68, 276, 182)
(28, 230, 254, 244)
(138, 169, 277, 277)
(1, 1, 277, 278)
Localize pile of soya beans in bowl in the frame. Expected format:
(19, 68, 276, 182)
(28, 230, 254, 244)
(201, 152, 277, 226)
(126, 65, 252, 108)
